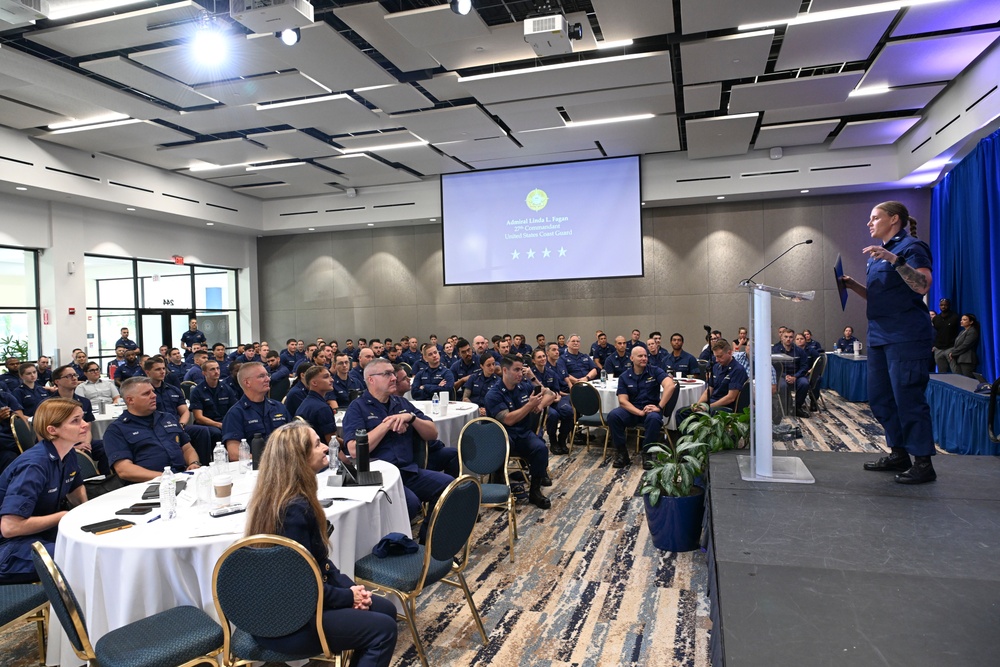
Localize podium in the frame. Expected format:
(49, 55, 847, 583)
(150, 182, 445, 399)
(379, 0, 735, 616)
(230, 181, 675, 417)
(736, 282, 816, 484)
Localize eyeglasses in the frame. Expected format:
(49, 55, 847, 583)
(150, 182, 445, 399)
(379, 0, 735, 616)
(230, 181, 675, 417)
(57, 374, 77, 380)
(85, 368, 100, 373)
(370, 371, 395, 379)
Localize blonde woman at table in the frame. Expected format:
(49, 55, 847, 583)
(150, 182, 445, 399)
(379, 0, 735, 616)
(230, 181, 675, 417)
(244, 422, 397, 667)
(0, 398, 87, 583)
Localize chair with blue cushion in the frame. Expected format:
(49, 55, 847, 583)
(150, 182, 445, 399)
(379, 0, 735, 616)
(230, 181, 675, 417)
(569, 382, 608, 454)
(457, 417, 517, 562)
(30, 541, 223, 667)
(354, 475, 486, 667)
(75, 450, 99, 479)
(0, 582, 47, 665)
(11, 416, 36, 453)
(213, 534, 348, 667)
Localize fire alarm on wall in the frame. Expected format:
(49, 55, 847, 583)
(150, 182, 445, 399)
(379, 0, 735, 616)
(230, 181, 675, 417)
(68, 307, 76, 315)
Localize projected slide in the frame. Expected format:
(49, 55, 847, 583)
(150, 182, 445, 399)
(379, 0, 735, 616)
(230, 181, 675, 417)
(441, 156, 642, 285)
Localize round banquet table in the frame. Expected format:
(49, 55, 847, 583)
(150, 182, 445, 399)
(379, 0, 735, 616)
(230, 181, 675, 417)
(46, 459, 409, 667)
(335, 399, 479, 447)
(89, 402, 126, 440)
(590, 377, 706, 429)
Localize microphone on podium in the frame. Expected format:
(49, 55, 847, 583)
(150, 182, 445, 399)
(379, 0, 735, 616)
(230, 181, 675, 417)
(741, 239, 813, 286)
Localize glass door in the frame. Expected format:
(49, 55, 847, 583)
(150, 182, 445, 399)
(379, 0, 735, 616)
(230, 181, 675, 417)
(139, 310, 195, 356)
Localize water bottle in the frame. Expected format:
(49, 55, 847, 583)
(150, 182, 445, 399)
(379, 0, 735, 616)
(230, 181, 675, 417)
(238, 438, 252, 475)
(213, 441, 227, 469)
(250, 433, 265, 470)
(431, 392, 441, 415)
(160, 466, 177, 520)
(600, 369, 607, 384)
(355, 429, 370, 473)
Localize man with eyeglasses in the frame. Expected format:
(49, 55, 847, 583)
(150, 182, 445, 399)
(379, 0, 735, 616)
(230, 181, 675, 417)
(221, 362, 289, 461)
(342, 359, 453, 539)
(189, 359, 236, 446)
(45, 365, 106, 473)
(76, 362, 121, 407)
(331, 353, 363, 407)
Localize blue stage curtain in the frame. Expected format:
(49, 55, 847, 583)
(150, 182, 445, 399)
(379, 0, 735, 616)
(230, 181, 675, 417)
(929, 128, 1000, 382)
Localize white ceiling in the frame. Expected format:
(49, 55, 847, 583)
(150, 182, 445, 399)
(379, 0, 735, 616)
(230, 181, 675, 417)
(0, 0, 997, 202)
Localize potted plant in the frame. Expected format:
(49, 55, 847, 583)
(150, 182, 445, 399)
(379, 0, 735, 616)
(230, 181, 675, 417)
(640, 439, 709, 552)
(677, 405, 750, 453)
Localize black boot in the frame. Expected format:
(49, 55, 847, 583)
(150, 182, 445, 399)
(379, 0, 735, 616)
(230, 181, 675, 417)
(896, 456, 937, 484)
(612, 449, 630, 469)
(528, 478, 551, 509)
(864, 448, 911, 472)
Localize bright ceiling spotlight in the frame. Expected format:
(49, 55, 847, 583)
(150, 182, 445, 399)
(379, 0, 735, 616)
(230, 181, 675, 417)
(191, 23, 229, 66)
(450, 0, 472, 16)
(279, 28, 300, 46)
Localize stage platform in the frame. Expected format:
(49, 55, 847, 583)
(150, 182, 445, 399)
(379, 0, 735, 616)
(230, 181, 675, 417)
(706, 449, 1000, 666)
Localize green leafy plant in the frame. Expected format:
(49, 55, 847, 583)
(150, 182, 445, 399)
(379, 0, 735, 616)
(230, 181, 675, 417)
(677, 405, 750, 453)
(640, 440, 710, 506)
(0, 335, 29, 361)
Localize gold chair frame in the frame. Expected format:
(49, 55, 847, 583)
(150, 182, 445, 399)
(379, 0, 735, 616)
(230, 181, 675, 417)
(457, 417, 517, 562)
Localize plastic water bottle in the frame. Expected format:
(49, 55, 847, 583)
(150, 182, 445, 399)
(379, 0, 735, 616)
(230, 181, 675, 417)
(213, 441, 227, 469)
(160, 466, 177, 521)
(238, 439, 252, 475)
(600, 369, 607, 384)
(431, 392, 441, 415)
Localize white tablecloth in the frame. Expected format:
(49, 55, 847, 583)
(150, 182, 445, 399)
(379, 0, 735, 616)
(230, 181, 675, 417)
(47, 459, 409, 667)
(90, 403, 126, 440)
(335, 399, 479, 448)
(591, 378, 705, 429)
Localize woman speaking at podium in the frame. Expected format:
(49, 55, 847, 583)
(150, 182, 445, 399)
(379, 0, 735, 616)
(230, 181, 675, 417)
(839, 201, 936, 485)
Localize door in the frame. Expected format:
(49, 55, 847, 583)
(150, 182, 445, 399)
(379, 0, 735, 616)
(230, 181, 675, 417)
(139, 310, 195, 355)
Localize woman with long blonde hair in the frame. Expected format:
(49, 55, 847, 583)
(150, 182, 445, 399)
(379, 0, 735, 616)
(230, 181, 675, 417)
(244, 421, 397, 667)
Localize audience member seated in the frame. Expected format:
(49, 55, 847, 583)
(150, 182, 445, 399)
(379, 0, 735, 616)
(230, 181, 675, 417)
(266, 350, 291, 386)
(798, 332, 824, 411)
(662, 333, 702, 378)
(607, 347, 679, 470)
(115, 348, 145, 386)
(563, 334, 597, 387)
(104, 377, 202, 483)
(284, 363, 312, 416)
(485, 355, 553, 510)
(243, 422, 398, 666)
(0, 390, 27, 475)
(332, 354, 363, 408)
(279, 338, 300, 373)
(106, 346, 126, 378)
(513, 333, 533, 357)
(341, 359, 453, 539)
(699, 330, 722, 363)
(834, 326, 859, 353)
(773, 329, 811, 418)
(625, 330, 646, 356)
(189, 359, 237, 447)
(948, 313, 980, 378)
(35, 356, 52, 387)
(449, 338, 478, 393)
(0, 398, 88, 583)
(70, 350, 90, 380)
(0, 358, 21, 393)
(295, 366, 339, 446)
(645, 337, 668, 371)
(440, 341, 456, 368)
(532, 348, 571, 455)
(225, 362, 243, 399)
(166, 348, 189, 386)
(75, 362, 121, 409)
(732, 327, 749, 352)
(184, 350, 209, 384)
(144, 357, 213, 463)
(681, 339, 748, 419)
(45, 365, 106, 474)
(590, 331, 612, 369)
(350, 348, 375, 385)
(15, 362, 50, 417)
(462, 354, 501, 415)
(222, 362, 290, 461)
(603, 336, 631, 377)
(410, 344, 456, 401)
(931, 298, 961, 373)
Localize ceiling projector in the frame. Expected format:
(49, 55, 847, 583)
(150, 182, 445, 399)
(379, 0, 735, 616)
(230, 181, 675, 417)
(524, 14, 583, 57)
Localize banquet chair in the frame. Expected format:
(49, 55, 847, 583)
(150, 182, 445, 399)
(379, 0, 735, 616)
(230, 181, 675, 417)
(30, 542, 223, 667)
(213, 535, 348, 667)
(11, 416, 36, 453)
(181, 381, 197, 400)
(354, 475, 486, 667)
(269, 376, 290, 401)
(0, 581, 47, 665)
(807, 354, 828, 411)
(457, 417, 517, 562)
(74, 450, 99, 479)
(569, 382, 608, 454)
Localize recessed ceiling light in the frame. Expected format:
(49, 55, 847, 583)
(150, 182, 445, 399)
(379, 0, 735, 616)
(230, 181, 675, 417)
(641, 202, 646, 206)
(15, 186, 27, 191)
(739, 0, 947, 31)
(800, 189, 810, 193)
(367, 223, 375, 227)
(206, 222, 214, 226)
(430, 218, 437, 222)
(716, 196, 725, 200)
(308, 227, 315, 231)
(126, 207, 135, 211)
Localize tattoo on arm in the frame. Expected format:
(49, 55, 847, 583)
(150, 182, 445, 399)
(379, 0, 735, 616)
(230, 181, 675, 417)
(896, 263, 929, 293)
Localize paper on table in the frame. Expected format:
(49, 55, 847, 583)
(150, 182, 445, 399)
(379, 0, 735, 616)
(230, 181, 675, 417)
(187, 514, 246, 538)
(317, 485, 381, 503)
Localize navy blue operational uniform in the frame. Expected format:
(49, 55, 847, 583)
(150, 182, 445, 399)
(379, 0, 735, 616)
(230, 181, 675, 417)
(221, 395, 289, 448)
(835, 335, 860, 353)
(254, 498, 397, 666)
(153, 381, 213, 464)
(484, 381, 549, 479)
(663, 350, 702, 377)
(295, 391, 338, 440)
(332, 373, 364, 408)
(115, 361, 145, 382)
(341, 393, 453, 523)
(538, 363, 573, 451)
(114, 336, 138, 351)
(866, 229, 935, 458)
(189, 380, 237, 449)
(39, 393, 106, 474)
(590, 342, 612, 367)
(607, 366, 678, 454)
(410, 366, 455, 401)
(462, 370, 499, 408)
(562, 351, 595, 381)
(603, 352, 631, 377)
(180, 328, 206, 350)
(14, 382, 49, 417)
(772, 342, 811, 412)
(184, 365, 205, 384)
(0, 441, 83, 582)
(646, 348, 669, 372)
(284, 382, 308, 416)
(449, 358, 478, 384)
(167, 360, 190, 386)
(103, 410, 190, 476)
(0, 372, 19, 392)
(0, 391, 25, 473)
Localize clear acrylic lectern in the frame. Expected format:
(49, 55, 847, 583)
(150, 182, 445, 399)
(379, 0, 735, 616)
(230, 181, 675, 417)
(737, 282, 816, 484)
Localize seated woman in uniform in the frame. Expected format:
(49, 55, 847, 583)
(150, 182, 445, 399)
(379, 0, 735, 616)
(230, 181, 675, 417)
(244, 422, 397, 667)
(0, 398, 88, 583)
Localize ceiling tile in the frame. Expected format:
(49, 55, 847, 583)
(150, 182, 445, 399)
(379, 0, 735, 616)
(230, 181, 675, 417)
(728, 72, 863, 113)
(392, 105, 504, 144)
(334, 130, 423, 151)
(314, 154, 421, 186)
(174, 105, 283, 136)
(684, 83, 722, 114)
(372, 144, 469, 176)
(0, 72, 29, 92)
(37, 120, 192, 152)
(129, 34, 280, 87)
(762, 83, 946, 124)
(2, 84, 114, 121)
(754, 120, 840, 149)
(433, 136, 522, 163)
(260, 95, 390, 136)
(383, 4, 491, 48)
(81, 56, 218, 109)
(829, 116, 921, 149)
(194, 71, 329, 107)
(685, 113, 759, 159)
(416, 73, 470, 102)
(333, 2, 440, 72)
(859, 30, 1000, 89)
(355, 84, 434, 114)
(0, 97, 66, 129)
(680, 31, 774, 85)
(679, 0, 800, 35)
(591, 0, 674, 41)
(158, 137, 279, 165)
(894, 0, 1000, 36)
(776, 12, 896, 70)
(249, 129, 338, 159)
(468, 148, 603, 170)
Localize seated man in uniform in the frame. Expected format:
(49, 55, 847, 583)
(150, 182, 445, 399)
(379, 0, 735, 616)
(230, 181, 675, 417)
(222, 362, 289, 460)
(449, 338, 478, 394)
(341, 359, 454, 539)
(349, 348, 375, 385)
(189, 359, 237, 447)
(603, 336, 632, 377)
(144, 356, 213, 463)
(183, 350, 209, 384)
(699, 330, 722, 363)
(663, 333, 703, 378)
(772, 329, 811, 418)
(332, 353, 363, 407)
(295, 366, 339, 447)
(115, 348, 145, 386)
(104, 377, 203, 482)
(410, 343, 456, 400)
(393, 365, 459, 477)
(563, 334, 597, 387)
(485, 355, 554, 509)
(680, 339, 748, 420)
(607, 346, 679, 470)
(0, 389, 28, 476)
(532, 348, 572, 455)
(590, 331, 612, 370)
(165, 348, 190, 387)
(0, 398, 88, 582)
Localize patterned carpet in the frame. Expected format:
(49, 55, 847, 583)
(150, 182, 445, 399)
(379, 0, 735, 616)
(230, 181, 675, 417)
(1, 389, 888, 667)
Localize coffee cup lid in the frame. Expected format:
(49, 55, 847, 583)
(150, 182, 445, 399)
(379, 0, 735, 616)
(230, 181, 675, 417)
(214, 474, 233, 485)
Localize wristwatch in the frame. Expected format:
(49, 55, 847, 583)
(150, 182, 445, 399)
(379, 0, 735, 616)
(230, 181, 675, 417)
(892, 255, 907, 268)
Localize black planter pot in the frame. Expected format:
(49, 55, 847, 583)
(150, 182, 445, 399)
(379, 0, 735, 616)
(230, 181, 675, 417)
(643, 486, 705, 552)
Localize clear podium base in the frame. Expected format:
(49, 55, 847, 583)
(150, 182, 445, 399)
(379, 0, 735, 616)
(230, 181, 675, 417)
(737, 455, 815, 484)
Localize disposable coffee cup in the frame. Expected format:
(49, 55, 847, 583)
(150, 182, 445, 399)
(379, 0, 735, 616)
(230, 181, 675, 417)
(438, 392, 449, 415)
(213, 474, 233, 507)
(675, 372, 683, 380)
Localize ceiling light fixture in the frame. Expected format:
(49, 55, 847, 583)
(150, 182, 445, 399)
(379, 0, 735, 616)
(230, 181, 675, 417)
(48, 118, 142, 135)
(48, 113, 130, 131)
(717, 196, 726, 200)
(800, 190, 810, 193)
(340, 140, 429, 154)
(191, 21, 229, 66)
(450, 0, 472, 15)
(206, 222, 215, 226)
(278, 28, 300, 46)
(562, 113, 655, 128)
(739, 0, 946, 30)
(308, 227, 315, 231)
(367, 223, 375, 227)
(246, 161, 306, 171)
(848, 86, 891, 97)
(16, 186, 27, 191)
(256, 93, 350, 111)
(597, 39, 634, 50)
(458, 52, 653, 83)
(188, 162, 250, 172)
(126, 207, 136, 211)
